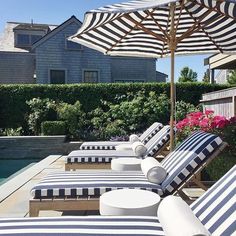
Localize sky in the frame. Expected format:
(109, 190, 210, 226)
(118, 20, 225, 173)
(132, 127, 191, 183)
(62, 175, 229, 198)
(0, 0, 211, 82)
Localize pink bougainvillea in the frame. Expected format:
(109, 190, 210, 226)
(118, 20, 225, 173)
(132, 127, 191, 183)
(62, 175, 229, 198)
(176, 110, 231, 132)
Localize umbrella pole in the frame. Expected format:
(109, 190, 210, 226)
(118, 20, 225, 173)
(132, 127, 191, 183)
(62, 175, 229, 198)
(170, 48, 175, 152)
(169, 2, 176, 152)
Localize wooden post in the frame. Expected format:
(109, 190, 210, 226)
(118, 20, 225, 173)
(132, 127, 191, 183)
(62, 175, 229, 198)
(169, 2, 176, 151)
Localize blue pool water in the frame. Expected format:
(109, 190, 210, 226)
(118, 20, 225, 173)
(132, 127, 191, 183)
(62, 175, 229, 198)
(0, 159, 40, 185)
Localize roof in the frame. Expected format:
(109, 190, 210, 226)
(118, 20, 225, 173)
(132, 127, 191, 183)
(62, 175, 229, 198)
(13, 23, 50, 32)
(0, 22, 58, 52)
(32, 16, 82, 50)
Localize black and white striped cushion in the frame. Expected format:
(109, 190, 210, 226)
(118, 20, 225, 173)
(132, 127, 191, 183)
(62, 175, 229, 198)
(2, 169, 235, 235)
(146, 125, 173, 156)
(34, 131, 223, 199)
(161, 131, 222, 195)
(140, 122, 163, 144)
(66, 150, 137, 164)
(31, 171, 163, 199)
(0, 216, 164, 235)
(80, 122, 163, 150)
(191, 165, 236, 236)
(66, 126, 170, 164)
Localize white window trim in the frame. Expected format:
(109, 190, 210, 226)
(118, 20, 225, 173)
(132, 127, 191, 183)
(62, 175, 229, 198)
(48, 68, 68, 84)
(82, 69, 100, 83)
(65, 34, 83, 51)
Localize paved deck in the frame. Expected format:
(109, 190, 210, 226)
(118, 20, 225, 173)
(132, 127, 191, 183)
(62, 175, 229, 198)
(0, 156, 205, 218)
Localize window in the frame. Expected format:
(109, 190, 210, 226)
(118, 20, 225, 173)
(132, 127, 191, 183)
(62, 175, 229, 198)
(17, 34, 30, 45)
(83, 70, 99, 83)
(16, 34, 43, 46)
(50, 70, 66, 84)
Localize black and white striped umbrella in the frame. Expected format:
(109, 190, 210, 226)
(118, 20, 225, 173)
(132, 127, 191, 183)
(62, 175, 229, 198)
(70, 0, 236, 149)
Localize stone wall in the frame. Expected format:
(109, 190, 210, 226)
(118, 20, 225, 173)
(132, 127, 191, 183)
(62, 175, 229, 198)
(0, 136, 81, 159)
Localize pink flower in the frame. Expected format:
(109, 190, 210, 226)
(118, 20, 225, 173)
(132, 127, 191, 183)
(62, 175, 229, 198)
(229, 116, 236, 124)
(188, 112, 203, 119)
(211, 116, 229, 129)
(205, 109, 214, 116)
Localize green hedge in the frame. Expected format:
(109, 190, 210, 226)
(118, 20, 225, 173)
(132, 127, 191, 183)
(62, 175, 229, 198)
(0, 83, 230, 129)
(41, 121, 66, 135)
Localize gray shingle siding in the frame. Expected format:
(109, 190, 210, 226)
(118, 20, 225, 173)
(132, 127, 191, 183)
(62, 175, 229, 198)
(36, 20, 112, 84)
(0, 52, 35, 84)
(111, 57, 156, 82)
(1, 17, 165, 84)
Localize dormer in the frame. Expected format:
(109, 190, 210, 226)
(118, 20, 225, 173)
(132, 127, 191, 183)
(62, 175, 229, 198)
(13, 23, 50, 50)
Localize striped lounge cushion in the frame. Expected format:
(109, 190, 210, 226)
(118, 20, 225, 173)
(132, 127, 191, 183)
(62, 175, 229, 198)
(0, 216, 164, 235)
(140, 122, 163, 144)
(161, 131, 222, 195)
(66, 150, 138, 164)
(31, 170, 163, 199)
(145, 125, 172, 156)
(191, 165, 236, 236)
(66, 126, 170, 164)
(80, 141, 126, 150)
(80, 122, 163, 150)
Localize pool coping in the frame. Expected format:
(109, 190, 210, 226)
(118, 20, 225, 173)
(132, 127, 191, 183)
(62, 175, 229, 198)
(0, 155, 62, 203)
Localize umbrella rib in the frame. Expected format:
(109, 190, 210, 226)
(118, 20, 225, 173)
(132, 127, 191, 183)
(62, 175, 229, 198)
(146, 10, 170, 41)
(174, 0, 185, 36)
(105, 10, 165, 53)
(177, 7, 223, 44)
(123, 14, 166, 42)
(194, 0, 235, 20)
(184, 7, 223, 53)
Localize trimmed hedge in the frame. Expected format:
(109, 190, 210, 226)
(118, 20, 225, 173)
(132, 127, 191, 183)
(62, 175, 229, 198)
(41, 121, 66, 135)
(0, 83, 230, 129)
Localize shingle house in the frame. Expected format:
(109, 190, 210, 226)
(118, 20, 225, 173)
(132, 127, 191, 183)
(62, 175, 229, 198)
(0, 16, 167, 84)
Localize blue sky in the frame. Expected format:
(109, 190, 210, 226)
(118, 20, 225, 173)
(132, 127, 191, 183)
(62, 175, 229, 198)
(0, 0, 210, 81)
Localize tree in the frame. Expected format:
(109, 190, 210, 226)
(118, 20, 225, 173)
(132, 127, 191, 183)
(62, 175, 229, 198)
(227, 69, 236, 85)
(202, 71, 210, 83)
(178, 66, 198, 82)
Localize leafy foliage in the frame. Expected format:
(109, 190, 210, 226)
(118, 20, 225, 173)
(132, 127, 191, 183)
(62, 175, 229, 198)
(178, 66, 198, 82)
(202, 71, 210, 83)
(175, 101, 200, 122)
(57, 101, 85, 139)
(0, 83, 231, 130)
(227, 69, 236, 85)
(41, 121, 66, 135)
(26, 98, 57, 135)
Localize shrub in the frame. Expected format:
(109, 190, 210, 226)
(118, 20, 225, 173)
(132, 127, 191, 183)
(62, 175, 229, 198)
(176, 111, 236, 180)
(0, 83, 230, 129)
(26, 98, 58, 135)
(41, 121, 66, 135)
(0, 127, 23, 136)
(88, 92, 170, 140)
(57, 101, 85, 139)
(175, 101, 200, 122)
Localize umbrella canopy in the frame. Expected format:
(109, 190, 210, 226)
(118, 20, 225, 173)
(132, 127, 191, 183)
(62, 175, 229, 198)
(70, 0, 236, 150)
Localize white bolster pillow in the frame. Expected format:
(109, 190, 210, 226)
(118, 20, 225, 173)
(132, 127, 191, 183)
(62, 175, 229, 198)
(141, 157, 167, 184)
(132, 141, 147, 157)
(115, 143, 132, 151)
(129, 134, 140, 143)
(158, 196, 211, 236)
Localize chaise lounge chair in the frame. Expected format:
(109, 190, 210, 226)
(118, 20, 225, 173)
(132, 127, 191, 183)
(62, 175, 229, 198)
(65, 125, 172, 170)
(80, 122, 163, 150)
(1, 164, 234, 235)
(29, 131, 227, 216)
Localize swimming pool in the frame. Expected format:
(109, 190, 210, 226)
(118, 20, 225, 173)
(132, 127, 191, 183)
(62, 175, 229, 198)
(0, 159, 40, 185)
